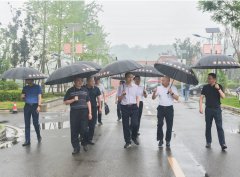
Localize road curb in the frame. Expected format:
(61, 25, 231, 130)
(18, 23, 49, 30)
(190, 97, 240, 115)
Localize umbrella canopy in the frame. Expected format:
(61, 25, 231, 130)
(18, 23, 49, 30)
(96, 60, 142, 78)
(131, 65, 164, 77)
(45, 64, 98, 85)
(75, 61, 102, 71)
(110, 74, 125, 80)
(192, 54, 240, 69)
(154, 60, 199, 85)
(1, 67, 47, 80)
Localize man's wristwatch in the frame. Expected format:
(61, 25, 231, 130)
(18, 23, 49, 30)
(171, 93, 174, 96)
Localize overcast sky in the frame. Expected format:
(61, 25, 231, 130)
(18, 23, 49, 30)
(0, 0, 220, 47)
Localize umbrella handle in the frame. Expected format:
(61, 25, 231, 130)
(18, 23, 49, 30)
(167, 71, 177, 94)
(167, 79, 174, 94)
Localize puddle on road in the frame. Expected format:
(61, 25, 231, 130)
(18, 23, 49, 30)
(227, 128, 240, 134)
(0, 127, 22, 149)
(41, 121, 70, 130)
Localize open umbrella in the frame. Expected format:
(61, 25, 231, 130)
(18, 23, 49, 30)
(131, 65, 163, 77)
(45, 63, 98, 85)
(154, 60, 199, 86)
(75, 61, 102, 71)
(96, 60, 142, 78)
(132, 65, 164, 88)
(110, 74, 125, 80)
(1, 67, 47, 80)
(192, 54, 240, 69)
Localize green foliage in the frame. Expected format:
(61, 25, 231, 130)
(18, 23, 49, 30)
(217, 70, 227, 90)
(0, 81, 19, 90)
(222, 97, 240, 108)
(198, 1, 240, 29)
(0, 90, 21, 101)
(227, 80, 239, 89)
(173, 37, 201, 65)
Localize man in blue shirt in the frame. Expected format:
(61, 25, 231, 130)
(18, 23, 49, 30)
(21, 79, 42, 146)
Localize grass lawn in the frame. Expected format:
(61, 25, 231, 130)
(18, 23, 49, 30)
(222, 97, 240, 108)
(0, 96, 63, 110)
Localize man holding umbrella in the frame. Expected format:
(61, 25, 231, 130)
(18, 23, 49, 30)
(64, 77, 92, 155)
(21, 79, 42, 146)
(134, 75, 147, 135)
(86, 77, 102, 145)
(199, 73, 227, 151)
(118, 72, 140, 148)
(152, 76, 179, 148)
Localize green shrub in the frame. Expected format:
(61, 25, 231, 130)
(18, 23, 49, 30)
(0, 81, 19, 90)
(0, 90, 21, 101)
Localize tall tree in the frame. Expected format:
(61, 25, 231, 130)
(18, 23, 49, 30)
(173, 38, 201, 65)
(198, 0, 240, 62)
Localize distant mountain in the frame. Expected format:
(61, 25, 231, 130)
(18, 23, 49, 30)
(110, 44, 175, 60)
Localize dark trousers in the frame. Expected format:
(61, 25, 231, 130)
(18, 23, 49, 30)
(157, 105, 174, 142)
(117, 101, 122, 120)
(137, 101, 143, 132)
(24, 103, 41, 143)
(97, 101, 103, 123)
(70, 109, 88, 149)
(87, 106, 97, 141)
(205, 107, 226, 145)
(121, 104, 139, 144)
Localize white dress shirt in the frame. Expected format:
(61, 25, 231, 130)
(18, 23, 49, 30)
(117, 83, 139, 105)
(156, 85, 178, 106)
(136, 85, 144, 101)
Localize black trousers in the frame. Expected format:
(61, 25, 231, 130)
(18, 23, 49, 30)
(121, 104, 139, 144)
(87, 106, 98, 141)
(70, 109, 88, 149)
(137, 101, 143, 132)
(24, 103, 41, 143)
(157, 105, 174, 142)
(117, 101, 122, 120)
(97, 101, 103, 123)
(205, 107, 226, 145)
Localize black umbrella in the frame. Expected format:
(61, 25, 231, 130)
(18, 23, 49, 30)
(192, 54, 240, 69)
(131, 65, 164, 77)
(96, 60, 142, 78)
(110, 74, 125, 80)
(154, 60, 199, 86)
(75, 61, 102, 71)
(1, 67, 47, 80)
(45, 64, 98, 85)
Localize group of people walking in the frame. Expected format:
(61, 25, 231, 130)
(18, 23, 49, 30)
(20, 72, 227, 155)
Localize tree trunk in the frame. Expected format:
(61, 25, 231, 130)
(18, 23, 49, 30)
(41, 1, 47, 93)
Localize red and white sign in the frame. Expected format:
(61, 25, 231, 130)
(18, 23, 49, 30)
(63, 43, 71, 54)
(75, 43, 83, 54)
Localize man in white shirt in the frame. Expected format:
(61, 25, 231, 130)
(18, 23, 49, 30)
(115, 80, 125, 121)
(152, 76, 179, 148)
(95, 78, 107, 125)
(118, 72, 140, 149)
(134, 75, 147, 136)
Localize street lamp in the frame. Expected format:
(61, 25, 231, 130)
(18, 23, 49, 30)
(206, 27, 220, 54)
(192, 34, 211, 43)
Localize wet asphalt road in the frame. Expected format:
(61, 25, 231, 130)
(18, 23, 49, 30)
(0, 95, 239, 177)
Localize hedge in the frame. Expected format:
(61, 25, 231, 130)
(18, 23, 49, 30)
(0, 90, 64, 102)
(0, 81, 19, 90)
(0, 90, 22, 101)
